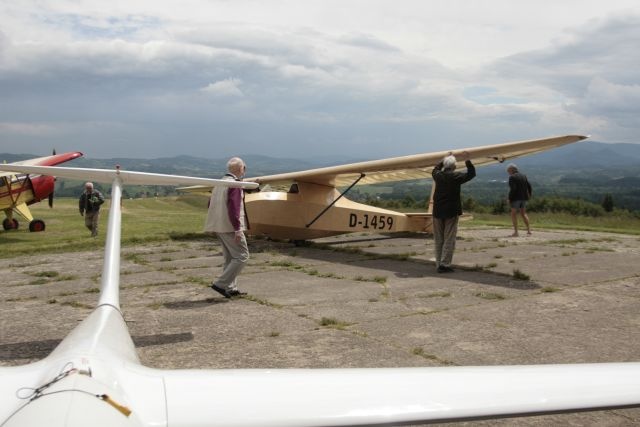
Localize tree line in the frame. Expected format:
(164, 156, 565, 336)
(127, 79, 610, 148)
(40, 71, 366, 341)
(357, 191, 637, 218)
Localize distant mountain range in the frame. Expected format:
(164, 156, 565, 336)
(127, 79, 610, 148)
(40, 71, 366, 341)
(510, 140, 640, 168)
(3, 140, 639, 179)
(3, 141, 639, 209)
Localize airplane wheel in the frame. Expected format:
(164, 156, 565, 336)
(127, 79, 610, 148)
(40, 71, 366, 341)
(2, 218, 19, 230)
(29, 219, 46, 232)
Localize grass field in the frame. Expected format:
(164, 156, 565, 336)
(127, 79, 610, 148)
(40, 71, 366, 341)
(466, 212, 640, 235)
(0, 196, 209, 258)
(2, 196, 638, 259)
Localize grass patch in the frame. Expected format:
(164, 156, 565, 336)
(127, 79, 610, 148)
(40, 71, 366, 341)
(318, 272, 344, 279)
(124, 253, 149, 265)
(243, 295, 282, 308)
(27, 278, 49, 286)
(512, 269, 530, 281)
(269, 260, 298, 268)
(422, 291, 451, 298)
(474, 292, 506, 300)
(147, 302, 164, 310)
(541, 286, 560, 293)
(57, 291, 76, 297)
(30, 271, 59, 278)
(411, 347, 455, 365)
(319, 317, 353, 330)
(584, 246, 615, 253)
(61, 301, 94, 309)
(6, 296, 38, 302)
(185, 276, 210, 286)
(353, 275, 388, 284)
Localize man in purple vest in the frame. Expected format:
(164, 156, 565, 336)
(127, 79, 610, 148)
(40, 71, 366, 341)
(204, 157, 249, 298)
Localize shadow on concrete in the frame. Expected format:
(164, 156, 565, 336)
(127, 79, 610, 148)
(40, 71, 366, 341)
(256, 238, 542, 291)
(0, 332, 194, 361)
(163, 298, 228, 310)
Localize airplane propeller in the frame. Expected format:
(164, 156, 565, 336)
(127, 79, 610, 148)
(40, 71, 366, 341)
(48, 149, 56, 208)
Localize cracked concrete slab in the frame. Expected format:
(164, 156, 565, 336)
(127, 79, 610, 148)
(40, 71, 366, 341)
(1, 226, 639, 426)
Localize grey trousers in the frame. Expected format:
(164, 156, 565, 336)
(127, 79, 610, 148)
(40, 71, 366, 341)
(433, 216, 459, 268)
(214, 232, 250, 291)
(84, 211, 100, 237)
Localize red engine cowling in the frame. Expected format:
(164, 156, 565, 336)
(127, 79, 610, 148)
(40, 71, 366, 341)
(29, 175, 55, 203)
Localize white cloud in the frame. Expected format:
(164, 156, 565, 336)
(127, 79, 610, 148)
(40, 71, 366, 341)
(201, 78, 244, 97)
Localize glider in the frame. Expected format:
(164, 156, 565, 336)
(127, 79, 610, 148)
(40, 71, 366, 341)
(0, 151, 83, 232)
(181, 134, 589, 241)
(2, 143, 640, 426)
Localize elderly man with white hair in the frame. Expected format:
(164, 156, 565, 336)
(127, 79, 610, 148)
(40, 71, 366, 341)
(431, 151, 475, 273)
(78, 181, 105, 237)
(204, 157, 250, 298)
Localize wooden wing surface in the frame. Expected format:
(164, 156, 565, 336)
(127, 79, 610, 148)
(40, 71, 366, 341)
(249, 135, 588, 187)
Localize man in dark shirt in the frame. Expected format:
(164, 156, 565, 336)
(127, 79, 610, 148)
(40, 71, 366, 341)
(431, 151, 475, 273)
(79, 182, 105, 237)
(507, 164, 532, 237)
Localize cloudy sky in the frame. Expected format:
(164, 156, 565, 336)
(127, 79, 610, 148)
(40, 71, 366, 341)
(1, 0, 639, 160)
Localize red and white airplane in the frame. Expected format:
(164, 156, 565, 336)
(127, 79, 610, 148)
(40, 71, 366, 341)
(0, 151, 83, 232)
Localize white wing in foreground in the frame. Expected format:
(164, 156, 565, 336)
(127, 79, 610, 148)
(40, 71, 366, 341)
(155, 364, 640, 426)
(0, 165, 259, 189)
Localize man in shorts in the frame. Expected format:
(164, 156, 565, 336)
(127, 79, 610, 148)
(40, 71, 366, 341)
(507, 164, 532, 237)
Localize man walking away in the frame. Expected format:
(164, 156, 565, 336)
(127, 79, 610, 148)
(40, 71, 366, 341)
(431, 151, 475, 273)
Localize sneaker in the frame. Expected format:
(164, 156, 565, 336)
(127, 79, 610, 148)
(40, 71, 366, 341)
(211, 284, 231, 298)
(437, 265, 454, 273)
(228, 289, 247, 297)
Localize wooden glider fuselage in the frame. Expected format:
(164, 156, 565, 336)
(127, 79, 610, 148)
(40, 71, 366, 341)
(246, 182, 431, 240)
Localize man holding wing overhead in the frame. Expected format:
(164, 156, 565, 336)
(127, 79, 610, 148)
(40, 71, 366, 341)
(431, 151, 475, 273)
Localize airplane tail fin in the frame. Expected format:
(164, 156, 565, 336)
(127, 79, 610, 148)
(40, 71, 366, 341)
(405, 212, 433, 233)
